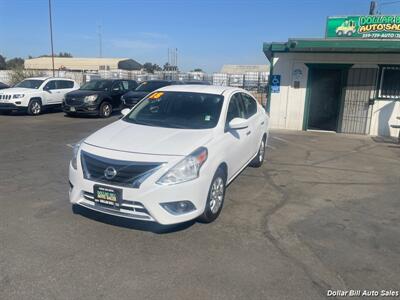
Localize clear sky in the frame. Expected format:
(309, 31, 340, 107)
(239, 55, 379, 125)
(1, 0, 400, 72)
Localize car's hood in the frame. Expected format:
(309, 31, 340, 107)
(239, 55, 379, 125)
(123, 91, 149, 99)
(66, 90, 105, 97)
(0, 87, 35, 94)
(84, 120, 214, 156)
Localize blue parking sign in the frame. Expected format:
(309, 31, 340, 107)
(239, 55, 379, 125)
(271, 75, 281, 93)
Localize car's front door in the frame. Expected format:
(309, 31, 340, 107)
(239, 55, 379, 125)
(110, 81, 128, 109)
(43, 80, 63, 105)
(222, 92, 252, 180)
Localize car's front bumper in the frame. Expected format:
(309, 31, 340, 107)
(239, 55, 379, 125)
(68, 146, 211, 225)
(62, 103, 99, 115)
(0, 103, 25, 111)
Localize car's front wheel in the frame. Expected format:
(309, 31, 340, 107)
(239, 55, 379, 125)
(99, 101, 112, 118)
(198, 168, 226, 223)
(27, 99, 42, 115)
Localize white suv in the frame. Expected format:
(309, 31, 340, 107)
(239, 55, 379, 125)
(69, 85, 269, 225)
(0, 77, 79, 115)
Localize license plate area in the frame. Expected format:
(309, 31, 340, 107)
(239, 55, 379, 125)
(93, 185, 122, 208)
(70, 106, 76, 112)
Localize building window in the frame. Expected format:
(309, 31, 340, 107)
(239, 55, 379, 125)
(378, 66, 400, 99)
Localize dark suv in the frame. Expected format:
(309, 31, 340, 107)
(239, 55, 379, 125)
(121, 80, 182, 108)
(63, 79, 137, 117)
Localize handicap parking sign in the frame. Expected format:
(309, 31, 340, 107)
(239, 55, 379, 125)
(271, 75, 281, 93)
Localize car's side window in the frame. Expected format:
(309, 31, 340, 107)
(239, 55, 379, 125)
(241, 93, 258, 119)
(226, 93, 245, 126)
(112, 81, 124, 92)
(121, 81, 129, 91)
(60, 80, 74, 89)
(44, 80, 56, 90)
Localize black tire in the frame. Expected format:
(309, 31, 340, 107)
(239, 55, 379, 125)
(250, 136, 266, 168)
(198, 168, 226, 223)
(346, 31, 353, 36)
(99, 101, 112, 118)
(27, 99, 42, 116)
(337, 30, 343, 36)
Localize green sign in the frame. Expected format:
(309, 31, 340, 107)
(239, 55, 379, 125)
(326, 15, 400, 39)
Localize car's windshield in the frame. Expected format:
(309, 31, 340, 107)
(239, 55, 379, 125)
(124, 91, 224, 129)
(135, 81, 170, 92)
(80, 80, 112, 91)
(14, 79, 44, 89)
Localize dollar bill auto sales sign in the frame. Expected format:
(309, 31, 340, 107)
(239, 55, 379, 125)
(326, 15, 400, 39)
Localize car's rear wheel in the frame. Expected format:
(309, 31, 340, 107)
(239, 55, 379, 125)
(27, 99, 42, 116)
(99, 101, 112, 118)
(250, 136, 266, 168)
(198, 168, 226, 223)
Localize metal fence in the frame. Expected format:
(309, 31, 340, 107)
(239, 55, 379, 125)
(0, 69, 268, 105)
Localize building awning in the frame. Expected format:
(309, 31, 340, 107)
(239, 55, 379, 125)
(263, 39, 400, 62)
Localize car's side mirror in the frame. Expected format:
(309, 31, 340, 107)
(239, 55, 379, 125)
(228, 118, 248, 130)
(43, 86, 51, 92)
(121, 108, 130, 117)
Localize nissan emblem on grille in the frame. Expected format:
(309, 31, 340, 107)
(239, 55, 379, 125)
(104, 166, 117, 180)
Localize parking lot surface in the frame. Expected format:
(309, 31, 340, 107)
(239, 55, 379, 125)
(1, 112, 399, 300)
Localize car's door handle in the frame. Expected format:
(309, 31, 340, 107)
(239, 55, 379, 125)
(246, 130, 251, 136)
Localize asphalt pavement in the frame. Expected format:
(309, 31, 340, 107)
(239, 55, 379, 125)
(1, 111, 399, 300)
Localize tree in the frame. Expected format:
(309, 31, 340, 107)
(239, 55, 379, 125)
(58, 52, 72, 57)
(0, 54, 6, 70)
(6, 57, 24, 69)
(163, 63, 178, 71)
(192, 68, 203, 72)
(142, 62, 162, 73)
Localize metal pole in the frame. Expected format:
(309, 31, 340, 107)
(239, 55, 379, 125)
(48, 0, 55, 77)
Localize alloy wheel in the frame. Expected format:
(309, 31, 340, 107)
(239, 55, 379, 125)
(209, 177, 224, 214)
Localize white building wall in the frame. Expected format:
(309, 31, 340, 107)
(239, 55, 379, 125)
(269, 52, 400, 137)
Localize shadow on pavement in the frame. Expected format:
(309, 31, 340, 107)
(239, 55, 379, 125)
(72, 204, 196, 234)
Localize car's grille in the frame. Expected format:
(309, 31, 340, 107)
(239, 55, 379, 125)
(0, 95, 12, 100)
(80, 191, 154, 220)
(66, 97, 84, 106)
(81, 151, 163, 188)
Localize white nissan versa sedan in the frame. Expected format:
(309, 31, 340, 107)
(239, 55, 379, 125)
(69, 85, 269, 225)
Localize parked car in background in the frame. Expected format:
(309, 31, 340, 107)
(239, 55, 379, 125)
(0, 82, 9, 90)
(63, 79, 137, 118)
(69, 85, 269, 225)
(121, 80, 182, 108)
(0, 77, 79, 115)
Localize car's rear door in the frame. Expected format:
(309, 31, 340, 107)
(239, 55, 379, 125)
(241, 92, 262, 155)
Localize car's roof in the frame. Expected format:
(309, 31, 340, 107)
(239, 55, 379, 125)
(26, 77, 75, 81)
(157, 84, 241, 95)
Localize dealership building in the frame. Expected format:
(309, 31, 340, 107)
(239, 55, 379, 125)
(264, 15, 400, 138)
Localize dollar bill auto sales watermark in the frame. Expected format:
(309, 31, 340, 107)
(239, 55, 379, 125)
(327, 290, 399, 297)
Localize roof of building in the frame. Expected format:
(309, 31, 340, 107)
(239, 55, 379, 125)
(25, 57, 142, 71)
(263, 38, 400, 61)
(220, 64, 269, 74)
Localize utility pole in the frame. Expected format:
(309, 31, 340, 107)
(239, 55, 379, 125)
(98, 25, 103, 58)
(369, 1, 376, 15)
(48, 0, 55, 77)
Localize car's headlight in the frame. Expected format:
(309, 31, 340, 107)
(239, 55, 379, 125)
(13, 94, 24, 99)
(71, 139, 84, 170)
(84, 94, 98, 103)
(156, 147, 208, 185)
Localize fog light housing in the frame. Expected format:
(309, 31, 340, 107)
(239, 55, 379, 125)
(160, 201, 196, 215)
